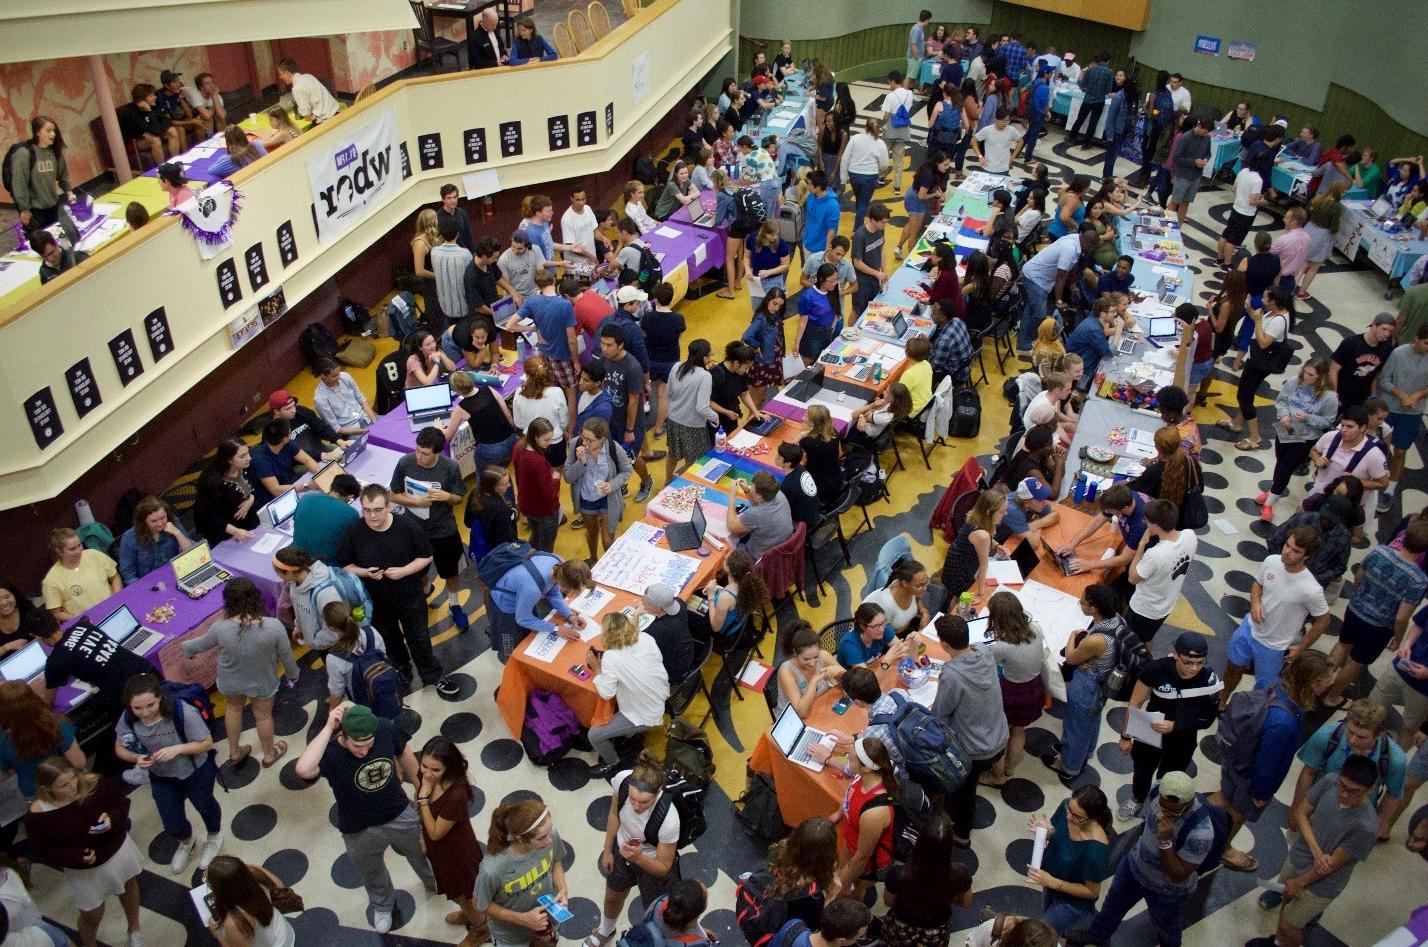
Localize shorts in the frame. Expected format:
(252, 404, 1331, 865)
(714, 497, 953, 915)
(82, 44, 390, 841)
(1219, 763, 1267, 822)
(579, 494, 609, 515)
(1368, 666, 1428, 736)
(1188, 358, 1215, 390)
(1388, 411, 1422, 451)
(599, 839, 681, 895)
(1339, 608, 1394, 665)
(1408, 740, 1428, 783)
(1222, 209, 1255, 245)
(548, 357, 580, 390)
(1228, 615, 1288, 689)
(799, 323, 834, 360)
(430, 532, 465, 579)
(611, 424, 645, 456)
(903, 190, 931, 216)
(650, 360, 676, 384)
(1276, 861, 1336, 928)
(1170, 174, 1202, 205)
(730, 219, 756, 239)
(1305, 222, 1334, 264)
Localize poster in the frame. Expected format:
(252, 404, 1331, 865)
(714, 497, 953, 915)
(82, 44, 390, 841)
(548, 115, 570, 151)
(216, 258, 242, 308)
(305, 109, 399, 243)
(399, 141, 412, 180)
(464, 127, 488, 164)
(245, 242, 268, 290)
(605, 102, 615, 138)
(108, 329, 144, 386)
(418, 132, 444, 171)
(577, 110, 598, 147)
(24, 388, 62, 449)
(258, 286, 288, 327)
(632, 53, 651, 106)
(1194, 35, 1221, 55)
(143, 307, 174, 362)
(229, 306, 263, 349)
(66, 358, 101, 418)
(276, 220, 298, 266)
(174, 182, 238, 260)
(1227, 40, 1256, 61)
(500, 121, 523, 158)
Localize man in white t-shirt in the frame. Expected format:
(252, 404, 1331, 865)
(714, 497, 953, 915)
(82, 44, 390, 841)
(277, 57, 340, 124)
(1221, 528, 1330, 707)
(972, 107, 1026, 174)
(1126, 499, 1199, 645)
(880, 71, 917, 194)
(1167, 73, 1192, 114)
(1218, 165, 1263, 266)
(561, 184, 599, 265)
(184, 72, 226, 134)
(591, 762, 681, 943)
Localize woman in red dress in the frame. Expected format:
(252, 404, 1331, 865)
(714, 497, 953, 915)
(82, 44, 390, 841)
(416, 736, 488, 946)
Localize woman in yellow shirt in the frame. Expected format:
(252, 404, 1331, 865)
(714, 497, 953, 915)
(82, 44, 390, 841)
(900, 335, 934, 417)
(41, 528, 120, 622)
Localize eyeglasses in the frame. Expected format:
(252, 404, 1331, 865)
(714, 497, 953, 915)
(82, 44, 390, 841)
(1336, 779, 1372, 798)
(361, 506, 388, 516)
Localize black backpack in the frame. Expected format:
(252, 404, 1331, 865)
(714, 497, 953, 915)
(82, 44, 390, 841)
(625, 242, 664, 292)
(618, 770, 707, 849)
(373, 351, 407, 415)
(1102, 616, 1152, 701)
(633, 154, 663, 188)
(299, 323, 340, 370)
(345, 627, 406, 719)
(866, 780, 934, 862)
(951, 386, 981, 438)
(734, 188, 768, 231)
(2, 142, 35, 197)
(735, 770, 789, 844)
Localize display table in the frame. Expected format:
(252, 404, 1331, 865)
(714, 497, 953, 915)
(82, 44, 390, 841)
(644, 222, 725, 288)
(1051, 83, 1110, 139)
(1208, 133, 1241, 178)
(1336, 201, 1428, 282)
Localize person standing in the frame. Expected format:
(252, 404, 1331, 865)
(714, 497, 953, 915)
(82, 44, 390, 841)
(1261, 358, 1340, 522)
(838, 122, 889, 232)
(881, 72, 916, 195)
(389, 427, 469, 636)
(292, 473, 361, 566)
(338, 484, 454, 696)
(1069, 53, 1114, 147)
(1042, 584, 1122, 783)
(850, 202, 889, 317)
(1218, 162, 1264, 266)
(436, 183, 473, 252)
(1167, 118, 1212, 228)
(1329, 314, 1396, 427)
(1375, 323, 1428, 512)
(1116, 633, 1221, 822)
(203, 856, 297, 947)
(905, 10, 931, 85)
(430, 218, 473, 326)
(8, 116, 73, 235)
(476, 799, 568, 947)
(1026, 786, 1113, 937)
(294, 703, 436, 935)
(1125, 499, 1198, 645)
(971, 108, 1025, 175)
(932, 614, 1008, 847)
(589, 751, 685, 945)
(415, 736, 489, 946)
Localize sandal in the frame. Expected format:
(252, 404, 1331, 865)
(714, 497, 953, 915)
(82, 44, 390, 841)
(1408, 834, 1428, 853)
(261, 740, 289, 768)
(977, 773, 1009, 788)
(716, 289, 737, 300)
(1234, 439, 1262, 451)
(582, 932, 616, 947)
(228, 745, 252, 767)
(1220, 851, 1258, 872)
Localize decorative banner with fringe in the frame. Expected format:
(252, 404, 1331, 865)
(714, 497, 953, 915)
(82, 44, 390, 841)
(172, 182, 242, 260)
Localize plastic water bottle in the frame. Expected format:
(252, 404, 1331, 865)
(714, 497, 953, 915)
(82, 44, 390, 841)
(516, 334, 527, 364)
(715, 425, 727, 451)
(956, 591, 976, 619)
(1072, 473, 1087, 504)
(75, 499, 95, 527)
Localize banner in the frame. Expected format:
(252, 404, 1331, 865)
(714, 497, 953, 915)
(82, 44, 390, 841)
(307, 109, 399, 242)
(174, 182, 240, 260)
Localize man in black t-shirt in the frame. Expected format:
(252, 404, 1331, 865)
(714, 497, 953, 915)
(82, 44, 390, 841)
(39, 619, 157, 774)
(776, 442, 822, 531)
(462, 236, 505, 320)
(1330, 313, 1396, 410)
(269, 389, 346, 462)
(295, 703, 435, 934)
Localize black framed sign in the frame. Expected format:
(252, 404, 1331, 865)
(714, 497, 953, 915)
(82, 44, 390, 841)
(276, 220, 298, 267)
(500, 121, 523, 158)
(66, 358, 101, 418)
(108, 329, 144, 386)
(418, 132, 443, 170)
(399, 141, 412, 180)
(464, 127, 488, 164)
(605, 102, 615, 137)
(216, 258, 242, 308)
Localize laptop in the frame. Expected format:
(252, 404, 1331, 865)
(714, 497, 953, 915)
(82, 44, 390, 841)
(746, 414, 782, 436)
(172, 541, 232, 599)
(312, 460, 346, 493)
(966, 614, 993, 645)
(770, 704, 835, 773)
(95, 604, 165, 656)
(264, 488, 299, 533)
(1040, 537, 1079, 577)
(1116, 336, 1140, 356)
(891, 312, 928, 342)
(491, 295, 518, 326)
(665, 503, 707, 553)
(1009, 539, 1041, 578)
(404, 382, 454, 432)
(341, 434, 367, 465)
(0, 641, 47, 684)
(1145, 315, 1179, 340)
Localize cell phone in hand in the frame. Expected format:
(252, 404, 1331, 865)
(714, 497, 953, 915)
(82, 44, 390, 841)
(89, 821, 107, 834)
(538, 895, 574, 924)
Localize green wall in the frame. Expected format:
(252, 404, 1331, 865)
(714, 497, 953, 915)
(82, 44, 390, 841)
(740, 0, 989, 43)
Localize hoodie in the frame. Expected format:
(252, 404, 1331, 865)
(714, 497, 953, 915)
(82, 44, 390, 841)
(290, 560, 342, 649)
(933, 644, 1009, 761)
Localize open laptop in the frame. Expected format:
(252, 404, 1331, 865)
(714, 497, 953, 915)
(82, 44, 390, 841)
(491, 295, 518, 326)
(0, 641, 47, 683)
(770, 704, 835, 773)
(1010, 539, 1041, 578)
(891, 311, 928, 342)
(966, 614, 993, 645)
(312, 460, 346, 494)
(172, 541, 232, 598)
(341, 434, 367, 465)
(665, 503, 707, 553)
(95, 604, 165, 656)
(1040, 537, 1079, 577)
(1145, 315, 1179, 340)
(264, 488, 299, 533)
(404, 382, 454, 432)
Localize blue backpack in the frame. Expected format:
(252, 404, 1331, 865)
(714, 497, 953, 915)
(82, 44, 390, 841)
(868, 691, 970, 793)
(888, 89, 912, 128)
(346, 626, 405, 719)
(931, 101, 962, 149)
(310, 568, 374, 624)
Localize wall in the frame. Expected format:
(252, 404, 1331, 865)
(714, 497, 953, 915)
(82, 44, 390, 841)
(998, 0, 1149, 31)
(329, 31, 419, 93)
(739, 0, 989, 42)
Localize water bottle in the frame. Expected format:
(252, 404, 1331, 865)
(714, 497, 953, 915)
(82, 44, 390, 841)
(516, 334, 528, 364)
(873, 363, 884, 384)
(956, 591, 975, 619)
(1086, 480, 1099, 503)
(76, 498, 95, 527)
(1072, 473, 1087, 504)
(714, 425, 727, 451)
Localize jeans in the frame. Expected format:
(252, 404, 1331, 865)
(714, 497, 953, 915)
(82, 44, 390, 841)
(150, 759, 223, 841)
(1151, 166, 1172, 207)
(952, 131, 973, 174)
(1023, 117, 1045, 163)
(853, 275, 880, 318)
(373, 597, 441, 684)
(1086, 859, 1187, 947)
(1103, 132, 1128, 179)
(1138, 124, 1165, 179)
(848, 171, 878, 231)
(589, 710, 652, 764)
(943, 752, 1001, 839)
(1270, 439, 1312, 496)
(758, 179, 781, 219)
(342, 806, 436, 914)
(1043, 888, 1095, 937)
(1068, 103, 1105, 144)
(439, 330, 463, 364)
(1130, 730, 1198, 803)
(1019, 281, 1053, 352)
(488, 606, 525, 664)
(1059, 670, 1106, 777)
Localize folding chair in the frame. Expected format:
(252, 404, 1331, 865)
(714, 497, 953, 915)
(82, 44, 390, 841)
(666, 638, 714, 720)
(806, 484, 857, 595)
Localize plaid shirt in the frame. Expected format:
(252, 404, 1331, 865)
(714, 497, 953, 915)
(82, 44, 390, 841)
(1001, 41, 1028, 82)
(1080, 62, 1115, 101)
(929, 317, 974, 381)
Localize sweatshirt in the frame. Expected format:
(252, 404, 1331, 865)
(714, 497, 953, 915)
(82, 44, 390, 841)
(666, 366, 719, 428)
(8, 144, 69, 212)
(1273, 381, 1339, 444)
(1378, 344, 1428, 414)
(512, 444, 560, 517)
(932, 644, 1009, 760)
(289, 560, 343, 649)
(1172, 131, 1211, 176)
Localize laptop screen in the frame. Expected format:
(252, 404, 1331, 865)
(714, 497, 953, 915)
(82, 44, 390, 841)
(266, 489, 299, 527)
(690, 503, 707, 542)
(97, 605, 141, 644)
(171, 541, 213, 580)
(966, 615, 993, 644)
(404, 382, 452, 415)
(1145, 315, 1179, 339)
(0, 642, 46, 682)
(312, 461, 346, 494)
(771, 704, 806, 756)
(892, 313, 908, 337)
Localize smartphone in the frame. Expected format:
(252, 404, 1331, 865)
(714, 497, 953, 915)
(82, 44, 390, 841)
(538, 895, 574, 924)
(832, 697, 851, 715)
(569, 664, 591, 681)
(89, 821, 107, 834)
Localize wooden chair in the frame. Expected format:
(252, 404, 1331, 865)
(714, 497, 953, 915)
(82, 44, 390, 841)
(621, 0, 640, 14)
(354, 83, 377, 103)
(567, 9, 596, 51)
(407, 0, 461, 73)
(552, 22, 578, 59)
(587, 0, 612, 38)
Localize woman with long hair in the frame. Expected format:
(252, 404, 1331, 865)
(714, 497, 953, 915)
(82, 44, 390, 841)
(800, 404, 844, 509)
(415, 737, 487, 945)
(513, 355, 569, 467)
(320, 601, 389, 710)
(830, 736, 897, 895)
(447, 369, 517, 472)
(775, 621, 841, 718)
(1208, 267, 1250, 374)
(565, 417, 634, 560)
(466, 465, 518, 559)
(0, 579, 52, 653)
(114, 673, 224, 874)
(193, 439, 258, 546)
(710, 167, 746, 299)
(1263, 357, 1339, 522)
(210, 124, 267, 176)
(0, 680, 84, 852)
(1046, 174, 1092, 240)
(746, 220, 792, 306)
(795, 263, 841, 367)
(1042, 583, 1124, 782)
(204, 855, 296, 946)
(1128, 425, 1197, 512)
(665, 339, 719, 482)
(623, 180, 657, 234)
(940, 490, 1008, 599)
(742, 288, 788, 405)
(28, 757, 144, 947)
(926, 241, 964, 318)
(114, 495, 192, 586)
(818, 110, 849, 191)
(847, 383, 912, 449)
(654, 160, 700, 220)
(405, 329, 456, 388)
(477, 798, 568, 947)
(880, 812, 974, 946)
(181, 577, 297, 768)
(585, 614, 670, 777)
(1026, 786, 1113, 936)
(1224, 286, 1294, 451)
(513, 418, 562, 552)
(953, 78, 981, 173)
(764, 816, 840, 924)
(258, 106, 302, 150)
(13, 115, 73, 234)
(985, 591, 1045, 783)
(410, 208, 443, 327)
(693, 549, 768, 644)
(1084, 198, 1120, 269)
(1299, 179, 1350, 298)
(958, 250, 996, 332)
(897, 151, 952, 260)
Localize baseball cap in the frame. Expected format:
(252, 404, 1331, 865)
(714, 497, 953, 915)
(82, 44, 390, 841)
(616, 286, 648, 305)
(340, 704, 378, 740)
(160, 69, 183, 84)
(268, 389, 296, 411)
(643, 583, 679, 616)
(1372, 312, 1397, 327)
(1158, 771, 1194, 802)
(1016, 477, 1052, 502)
(510, 229, 532, 246)
(1173, 631, 1209, 659)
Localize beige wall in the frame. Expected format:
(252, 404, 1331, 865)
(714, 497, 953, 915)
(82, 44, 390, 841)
(0, 0, 734, 509)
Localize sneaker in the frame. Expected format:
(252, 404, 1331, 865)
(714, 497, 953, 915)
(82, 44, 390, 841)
(198, 832, 223, 870)
(373, 909, 393, 934)
(449, 604, 469, 632)
(570, 515, 584, 530)
(122, 766, 149, 787)
(170, 836, 198, 875)
(1378, 492, 1394, 514)
(1257, 889, 1284, 911)
(1260, 503, 1274, 522)
(436, 677, 462, 698)
(1254, 490, 1269, 504)
(633, 480, 653, 503)
(128, 934, 145, 947)
(1117, 799, 1141, 822)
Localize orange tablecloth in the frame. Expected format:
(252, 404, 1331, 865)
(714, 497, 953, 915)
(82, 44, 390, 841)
(494, 515, 727, 737)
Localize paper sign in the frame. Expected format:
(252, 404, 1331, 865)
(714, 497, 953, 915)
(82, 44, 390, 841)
(500, 121, 523, 158)
(986, 559, 1025, 585)
(24, 387, 63, 449)
(399, 141, 412, 180)
(632, 53, 651, 105)
(569, 586, 614, 619)
(418, 132, 444, 171)
(577, 110, 598, 146)
(108, 329, 144, 386)
(66, 358, 101, 418)
(1126, 708, 1166, 747)
(693, 242, 707, 267)
(727, 429, 762, 450)
(463, 169, 502, 200)
(654, 226, 682, 239)
(251, 532, 286, 555)
(1213, 518, 1239, 535)
(605, 102, 615, 137)
(190, 884, 214, 926)
(524, 632, 564, 663)
(1227, 40, 1256, 62)
(464, 127, 488, 164)
(1194, 35, 1221, 55)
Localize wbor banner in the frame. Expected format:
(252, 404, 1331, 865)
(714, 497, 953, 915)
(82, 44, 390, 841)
(307, 109, 399, 242)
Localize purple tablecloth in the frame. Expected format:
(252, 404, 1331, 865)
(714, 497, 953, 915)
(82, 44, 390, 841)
(644, 223, 725, 284)
(367, 372, 522, 455)
(142, 133, 253, 184)
(669, 190, 730, 241)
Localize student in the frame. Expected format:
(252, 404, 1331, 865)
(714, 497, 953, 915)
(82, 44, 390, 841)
(271, 548, 342, 650)
(313, 358, 377, 435)
(795, 263, 841, 367)
(932, 614, 1008, 845)
(799, 405, 844, 509)
(635, 879, 717, 947)
(33, 231, 87, 283)
(485, 544, 581, 662)
(1055, 483, 1145, 585)
(642, 283, 686, 440)
(412, 737, 487, 946)
(513, 419, 562, 553)
(476, 799, 568, 947)
(830, 736, 897, 895)
(1376, 324, 1428, 510)
(320, 602, 390, 712)
(257, 106, 301, 151)
(640, 583, 694, 684)
(597, 323, 655, 503)
(1124, 499, 1198, 645)
(860, 559, 931, 636)
(1043, 584, 1122, 782)
(389, 428, 469, 635)
(880, 813, 974, 945)
(9, 116, 74, 234)
(776, 621, 842, 717)
(1026, 786, 1113, 937)
(709, 341, 763, 430)
(743, 288, 788, 406)
(202, 856, 297, 947)
(249, 419, 321, 505)
(984, 591, 1045, 783)
(847, 384, 913, 450)
(835, 603, 904, 670)
(565, 417, 634, 561)
(115, 496, 193, 586)
(940, 490, 1007, 599)
(726, 472, 794, 563)
(586, 615, 670, 779)
(665, 340, 719, 482)
(1000, 476, 1060, 540)
(294, 703, 436, 935)
(1261, 357, 1340, 520)
(156, 162, 192, 208)
(0, 680, 86, 832)
(1291, 701, 1406, 818)
(691, 550, 767, 645)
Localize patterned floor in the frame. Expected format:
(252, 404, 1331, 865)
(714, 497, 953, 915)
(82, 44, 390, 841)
(24, 82, 1428, 946)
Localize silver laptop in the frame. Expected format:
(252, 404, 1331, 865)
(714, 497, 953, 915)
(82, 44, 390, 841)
(172, 541, 231, 599)
(95, 604, 165, 656)
(341, 434, 368, 465)
(0, 641, 47, 683)
(404, 382, 454, 432)
(264, 488, 299, 534)
(771, 704, 834, 773)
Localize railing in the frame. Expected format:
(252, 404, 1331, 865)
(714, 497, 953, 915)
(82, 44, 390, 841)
(0, 0, 733, 509)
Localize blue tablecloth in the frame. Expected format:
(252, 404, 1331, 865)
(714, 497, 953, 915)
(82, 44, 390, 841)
(1116, 213, 1193, 301)
(1337, 201, 1428, 281)
(1207, 135, 1241, 178)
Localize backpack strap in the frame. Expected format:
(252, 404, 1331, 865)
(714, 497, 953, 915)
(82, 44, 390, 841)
(869, 692, 913, 727)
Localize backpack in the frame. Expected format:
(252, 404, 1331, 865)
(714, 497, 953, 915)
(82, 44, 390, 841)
(618, 769, 707, 849)
(345, 627, 405, 719)
(950, 386, 981, 439)
(476, 541, 550, 590)
(1101, 615, 1151, 701)
(888, 89, 912, 128)
(1318, 431, 1377, 478)
(866, 780, 933, 862)
(1216, 685, 1299, 770)
(383, 291, 420, 339)
(373, 351, 406, 416)
(735, 872, 821, 947)
(2, 142, 36, 198)
(618, 902, 710, 947)
(735, 770, 790, 844)
(930, 101, 962, 149)
(76, 522, 115, 554)
(310, 568, 374, 625)
(1179, 460, 1209, 530)
(633, 154, 662, 188)
(664, 719, 715, 787)
(1110, 793, 1229, 875)
(776, 200, 802, 248)
(299, 323, 340, 370)
(521, 689, 587, 764)
(123, 682, 226, 789)
(766, 919, 810, 947)
(338, 297, 373, 335)
(868, 692, 970, 793)
(629, 242, 664, 292)
(734, 188, 768, 232)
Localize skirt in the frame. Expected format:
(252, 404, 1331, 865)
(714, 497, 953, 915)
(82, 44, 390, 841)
(65, 835, 143, 912)
(1305, 222, 1334, 263)
(1000, 674, 1046, 728)
(667, 421, 713, 462)
(749, 330, 786, 388)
